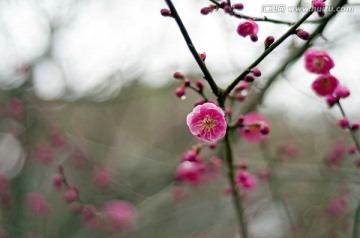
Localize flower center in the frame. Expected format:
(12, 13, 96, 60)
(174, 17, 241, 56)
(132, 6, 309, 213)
(313, 58, 324, 69)
(320, 77, 331, 90)
(201, 115, 217, 129)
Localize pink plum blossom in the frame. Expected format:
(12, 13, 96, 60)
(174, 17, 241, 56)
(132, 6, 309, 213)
(181, 150, 202, 162)
(94, 167, 110, 188)
(326, 195, 348, 216)
(312, 0, 325, 11)
(338, 118, 349, 129)
(334, 85, 350, 99)
(324, 139, 346, 167)
(33, 145, 53, 164)
(236, 171, 257, 190)
(175, 87, 185, 98)
(64, 187, 78, 203)
(49, 125, 66, 148)
(304, 49, 334, 74)
(186, 102, 227, 142)
(102, 200, 136, 231)
(325, 95, 337, 107)
(176, 161, 202, 185)
(27, 193, 48, 216)
(237, 20, 258, 38)
(312, 74, 339, 96)
(52, 174, 63, 190)
(238, 112, 269, 143)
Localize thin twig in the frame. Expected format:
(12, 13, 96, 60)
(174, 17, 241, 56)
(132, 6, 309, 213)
(223, 129, 249, 238)
(164, 0, 220, 96)
(336, 101, 360, 238)
(209, 0, 295, 25)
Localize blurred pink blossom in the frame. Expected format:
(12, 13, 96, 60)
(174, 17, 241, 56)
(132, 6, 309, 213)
(102, 200, 136, 231)
(27, 193, 48, 216)
(238, 112, 269, 143)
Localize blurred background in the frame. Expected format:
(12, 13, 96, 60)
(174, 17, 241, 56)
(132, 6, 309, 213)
(0, 0, 360, 237)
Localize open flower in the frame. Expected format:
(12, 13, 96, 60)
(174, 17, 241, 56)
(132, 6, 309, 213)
(312, 74, 339, 96)
(236, 171, 257, 190)
(186, 102, 227, 142)
(27, 192, 48, 216)
(304, 49, 334, 74)
(176, 161, 202, 185)
(103, 200, 136, 231)
(237, 20, 259, 38)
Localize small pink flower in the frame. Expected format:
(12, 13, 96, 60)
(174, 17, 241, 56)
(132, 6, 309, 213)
(173, 71, 184, 79)
(176, 161, 202, 185)
(295, 29, 310, 40)
(324, 139, 346, 167)
(94, 168, 110, 188)
(49, 125, 66, 148)
(81, 205, 97, 222)
(175, 87, 185, 98)
(199, 52, 206, 61)
(237, 162, 248, 170)
(352, 123, 360, 130)
(251, 67, 261, 77)
(264, 36, 275, 49)
(233, 3, 244, 10)
(81, 205, 103, 229)
(304, 49, 334, 74)
(64, 187, 78, 203)
(71, 202, 83, 214)
(237, 20, 258, 38)
(334, 85, 350, 99)
(181, 150, 202, 162)
(348, 144, 357, 154)
(235, 81, 248, 91)
(325, 95, 338, 107)
(160, 9, 172, 17)
(312, 74, 339, 96)
(338, 118, 349, 129)
(52, 174, 63, 190)
(27, 192, 48, 216)
(186, 102, 227, 142)
(312, 0, 325, 11)
(236, 171, 257, 190)
(238, 112, 269, 143)
(326, 195, 348, 216)
(208, 141, 217, 149)
(102, 200, 136, 231)
(33, 145, 53, 164)
(200, 6, 215, 15)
